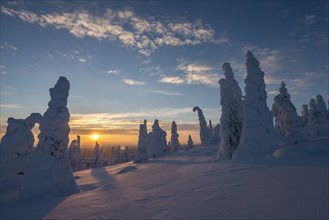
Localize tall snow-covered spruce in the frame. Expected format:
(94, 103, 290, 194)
(217, 62, 244, 159)
(271, 81, 304, 134)
(193, 106, 210, 146)
(25, 76, 78, 195)
(170, 121, 181, 152)
(147, 119, 167, 158)
(233, 51, 276, 159)
(134, 119, 149, 163)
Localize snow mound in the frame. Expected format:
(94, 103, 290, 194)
(310, 125, 327, 137)
(274, 123, 328, 160)
(116, 166, 137, 174)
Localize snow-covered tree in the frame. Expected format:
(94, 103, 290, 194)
(68, 135, 82, 172)
(193, 106, 210, 146)
(217, 62, 244, 159)
(25, 77, 78, 196)
(121, 146, 131, 163)
(0, 113, 42, 195)
(316, 94, 328, 123)
(213, 123, 221, 144)
(309, 98, 319, 124)
(170, 121, 181, 152)
(271, 81, 304, 134)
(111, 146, 122, 165)
(134, 120, 149, 163)
(187, 135, 194, 149)
(233, 51, 276, 159)
(301, 104, 310, 125)
(91, 142, 105, 168)
(147, 119, 167, 158)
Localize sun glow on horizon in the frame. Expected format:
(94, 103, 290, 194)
(91, 134, 100, 141)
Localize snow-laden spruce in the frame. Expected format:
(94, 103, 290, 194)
(187, 135, 194, 149)
(91, 141, 105, 168)
(193, 106, 211, 146)
(147, 119, 167, 158)
(271, 81, 304, 134)
(69, 135, 82, 171)
(24, 77, 78, 196)
(170, 121, 181, 152)
(121, 147, 131, 163)
(134, 119, 149, 163)
(316, 94, 328, 123)
(217, 62, 244, 159)
(0, 113, 42, 199)
(233, 51, 276, 159)
(111, 146, 122, 165)
(309, 98, 319, 124)
(301, 104, 310, 125)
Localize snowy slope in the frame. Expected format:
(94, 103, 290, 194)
(1, 125, 328, 220)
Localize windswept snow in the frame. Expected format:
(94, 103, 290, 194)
(1, 122, 328, 220)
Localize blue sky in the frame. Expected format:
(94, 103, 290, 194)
(0, 1, 328, 146)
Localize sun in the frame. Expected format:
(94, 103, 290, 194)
(91, 134, 99, 141)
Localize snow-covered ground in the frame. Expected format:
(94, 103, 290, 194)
(1, 124, 328, 220)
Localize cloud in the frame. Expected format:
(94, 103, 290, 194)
(107, 70, 120, 75)
(1, 5, 228, 56)
(150, 90, 183, 96)
(78, 58, 86, 63)
(158, 75, 186, 84)
(159, 59, 220, 87)
(1, 42, 18, 51)
(0, 65, 6, 74)
(304, 14, 317, 25)
(122, 78, 145, 86)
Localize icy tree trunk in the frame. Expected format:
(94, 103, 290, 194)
(233, 51, 276, 159)
(271, 81, 304, 134)
(170, 121, 181, 152)
(217, 62, 244, 159)
(0, 113, 42, 199)
(24, 77, 78, 196)
(193, 106, 210, 146)
(134, 120, 149, 163)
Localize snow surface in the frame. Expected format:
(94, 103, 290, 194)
(2, 124, 328, 220)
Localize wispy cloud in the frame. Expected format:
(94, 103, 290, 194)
(1, 5, 228, 56)
(158, 76, 186, 84)
(122, 78, 145, 86)
(150, 90, 183, 96)
(1, 42, 18, 51)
